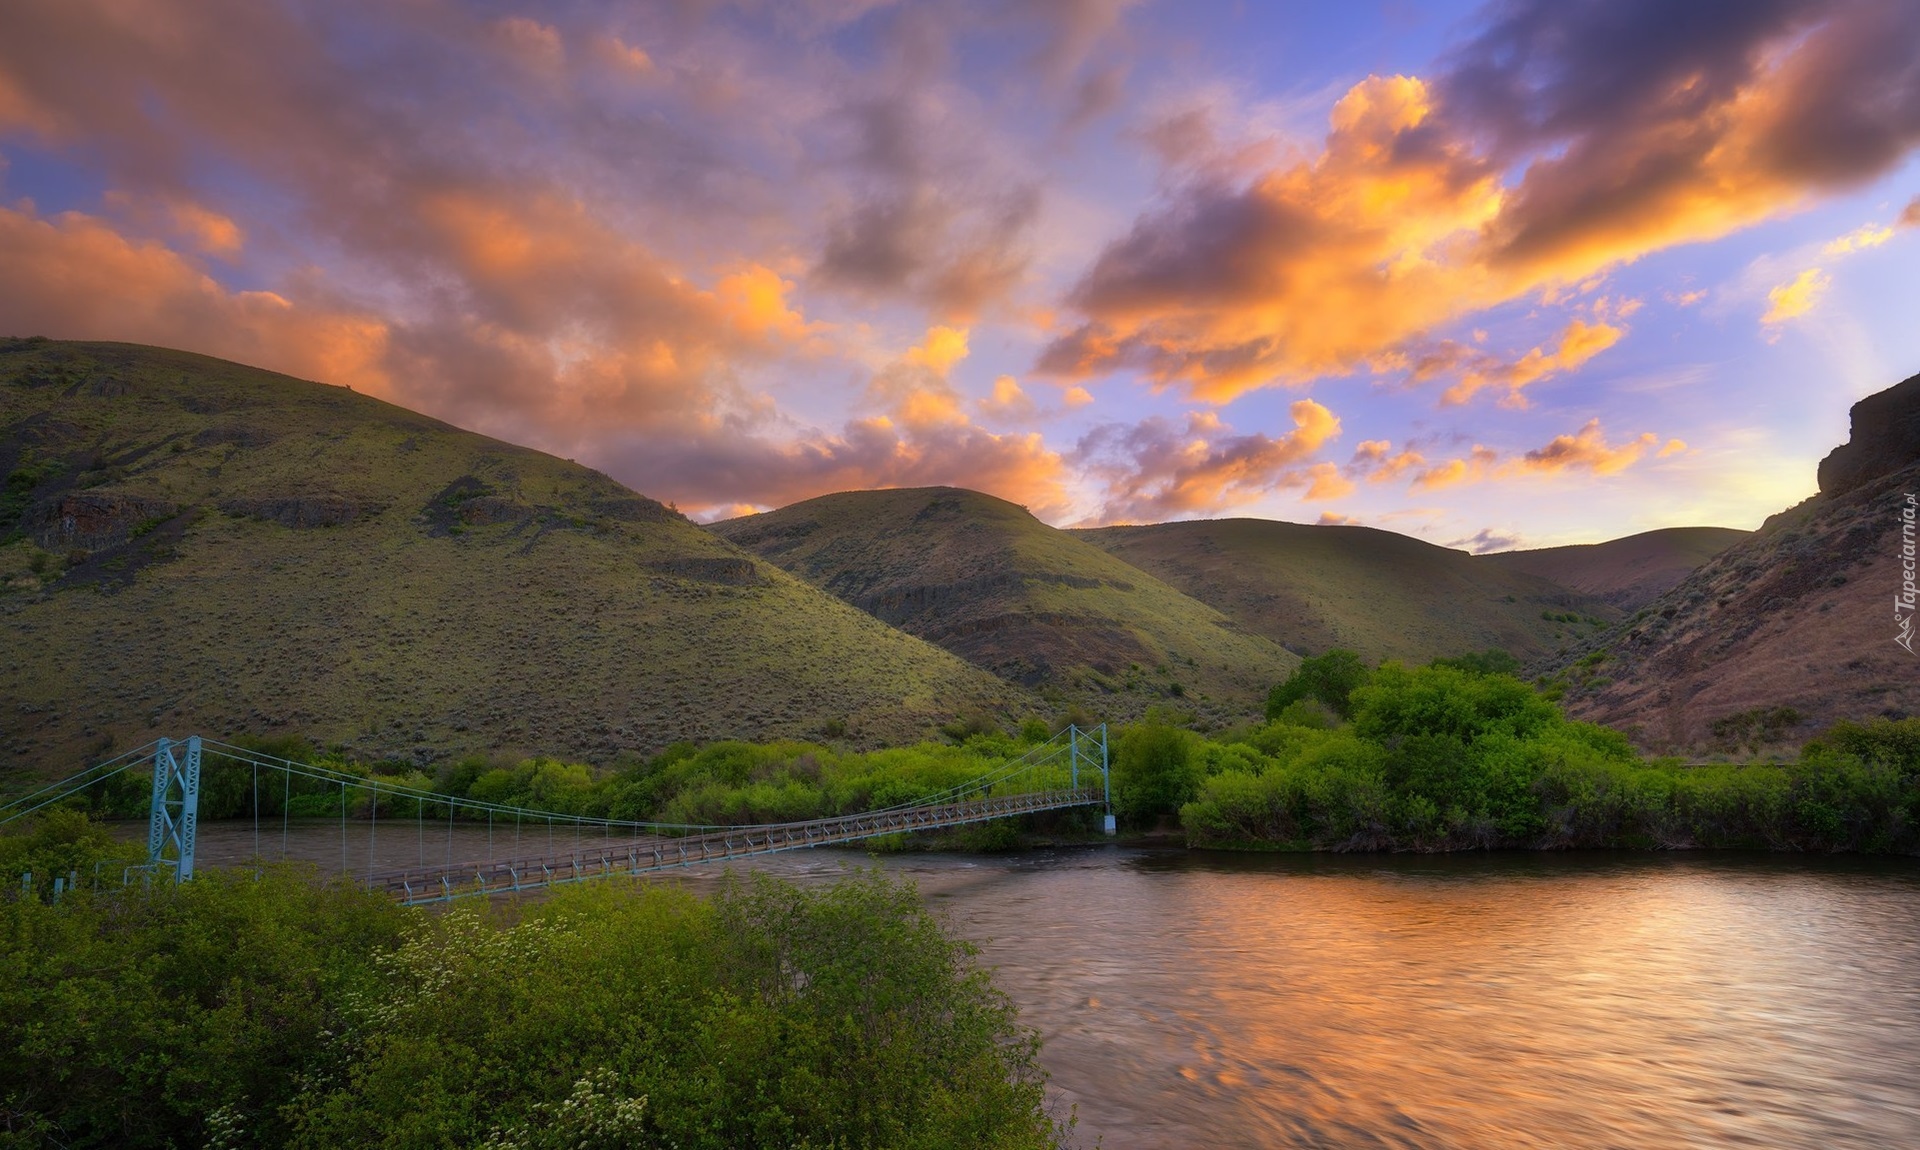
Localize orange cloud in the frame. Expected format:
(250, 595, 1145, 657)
(1761, 267, 1830, 329)
(495, 17, 565, 72)
(1317, 511, 1355, 525)
(1658, 438, 1688, 458)
(1410, 420, 1666, 490)
(1074, 398, 1343, 522)
(0, 202, 393, 393)
(1043, 1, 1920, 402)
(1412, 446, 1498, 491)
(1438, 318, 1625, 407)
(904, 325, 971, 377)
(978, 375, 1037, 422)
(1823, 223, 1894, 254)
(1903, 195, 1920, 229)
(1517, 420, 1660, 477)
(717, 264, 828, 346)
(592, 34, 655, 75)
(1354, 441, 1427, 483)
(1302, 462, 1355, 501)
(1043, 73, 1507, 401)
(166, 200, 244, 256)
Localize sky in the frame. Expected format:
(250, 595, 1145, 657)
(2, 0, 1919, 549)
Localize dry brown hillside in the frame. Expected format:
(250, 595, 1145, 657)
(1553, 371, 1920, 751)
(711, 487, 1299, 721)
(1076, 518, 1622, 664)
(0, 340, 1026, 776)
(1480, 527, 1749, 611)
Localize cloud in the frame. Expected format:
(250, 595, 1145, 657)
(978, 375, 1038, 422)
(810, 88, 1043, 320)
(1408, 419, 1664, 490)
(1317, 511, 1355, 526)
(598, 331, 1075, 517)
(1351, 439, 1428, 483)
(1448, 528, 1523, 554)
(903, 324, 971, 376)
(0, 202, 393, 392)
(591, 34, 655, 76)
(1517, 419, 1660, 476)
(494, 17, 565, 73)
(1761, 267, 1831, 329)
(1823, 223, 1895, 254)
(1903, 195, 1920, 228)
(1431, 318, 1626, 407)
(1072, 398, 1342, 522)
(1658, 437, 1688, 457)
(1042, 0, 1920, 401)
(1413, 446, 1498, 491)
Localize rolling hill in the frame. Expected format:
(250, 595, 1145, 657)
(1479, 527, 1750, 610)
(710, 487, 1300, 719)
(0, 339, 1026, 774)
(1075, 519, 1624, 665)
(1550, 370, 1920, 750)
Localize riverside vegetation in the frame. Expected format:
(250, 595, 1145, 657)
(6, 658, 1918, 1147)
(0, 828, 1061, 1150)
(20, 655, 1920, 859)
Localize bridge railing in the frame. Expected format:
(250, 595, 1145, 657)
(2, 725, 1114, 900)
(371, 786, 1103, 905)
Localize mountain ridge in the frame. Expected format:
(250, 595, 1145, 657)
(711, 486, 1301, 720)
(0, 339, 1027, 773)
(1551, 370, 1920, 749)
(1074, 517, 1625, 665)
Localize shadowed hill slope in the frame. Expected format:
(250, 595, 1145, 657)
(1478, 527, 1749, 611)
(1075, 518, 1623, 664)
(1552, 371, 1920, 750)
(711, 487, 1299, 719)
(0, 340, 1025, 775)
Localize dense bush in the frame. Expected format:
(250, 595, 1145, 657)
(0, 821, 1063, 1150)
(1265, 649, 1370, 720)
(1188, 664, 1920, 854)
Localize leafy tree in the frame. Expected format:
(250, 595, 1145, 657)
(1112, 722, 1200, 825)
(1266, 649, 1371, 721)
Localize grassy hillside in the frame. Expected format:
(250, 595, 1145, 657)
(1551, 371, 1920, 751)
(1076, 518, 1623, 664)
(0, 340, 1025, 776)
(1479, 526, 1749, 610)
(711, 487, 1299, 721)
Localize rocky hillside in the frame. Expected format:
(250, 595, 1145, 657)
(1075, 518, 1622, 664)
(0, 340, 1026, 775)
(1480, 527, 1750, 611)
(1552, 371, 1920, 751)
(711, 487, 1299, 720)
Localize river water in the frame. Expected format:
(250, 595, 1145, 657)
(183, 824, 1920, 1149)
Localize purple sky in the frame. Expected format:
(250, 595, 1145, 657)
(3, 0, 1918, 548)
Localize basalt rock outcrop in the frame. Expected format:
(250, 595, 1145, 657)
(1552, 371, 1920, 751)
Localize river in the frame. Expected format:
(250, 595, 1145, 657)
(183, 823, 1920, 1149)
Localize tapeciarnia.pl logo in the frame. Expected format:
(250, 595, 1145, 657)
(1898, 492, 1917, 654)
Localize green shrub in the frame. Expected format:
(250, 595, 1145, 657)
(1265, 649, 1371, 720)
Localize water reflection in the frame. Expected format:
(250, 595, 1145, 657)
(180, 826, 1920, 1149)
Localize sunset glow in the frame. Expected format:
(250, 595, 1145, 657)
(3, 0, 1918, 546)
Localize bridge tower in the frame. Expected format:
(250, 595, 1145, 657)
(146, 736, 202, 881)
(1067, 724, 1116, 834)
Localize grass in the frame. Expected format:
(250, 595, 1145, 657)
(1076, 517, 1626, 665)
(712, 487, 1300, 723)
(0, 340, 1027, 780)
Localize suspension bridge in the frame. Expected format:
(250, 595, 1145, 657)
(3, 726, 1113, 905)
